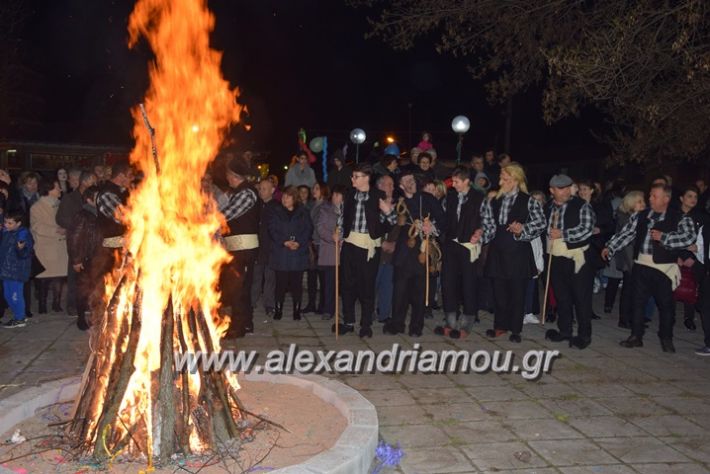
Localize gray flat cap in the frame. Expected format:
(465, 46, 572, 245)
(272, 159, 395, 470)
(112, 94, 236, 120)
(549, 174, 573, 188)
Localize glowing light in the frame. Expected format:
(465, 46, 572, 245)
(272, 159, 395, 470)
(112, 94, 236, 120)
(451, 115, 471, 134)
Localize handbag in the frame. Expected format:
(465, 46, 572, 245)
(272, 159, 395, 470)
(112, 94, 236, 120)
(673, 266, 698, 305)
(30, 253, 46, 279)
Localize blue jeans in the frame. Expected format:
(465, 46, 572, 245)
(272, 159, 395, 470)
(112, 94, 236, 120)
(3, 280, 26, 321)
(376, 263, 394, 321)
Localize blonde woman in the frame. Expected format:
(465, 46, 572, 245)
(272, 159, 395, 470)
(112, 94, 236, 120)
(481, 162, 546, 342)
(604, 190, 645, 328)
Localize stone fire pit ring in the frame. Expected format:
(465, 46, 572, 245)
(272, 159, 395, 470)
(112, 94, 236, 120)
(0, 373, 378, 474)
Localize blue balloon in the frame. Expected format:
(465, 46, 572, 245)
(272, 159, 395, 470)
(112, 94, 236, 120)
(384, 144, 400, 156)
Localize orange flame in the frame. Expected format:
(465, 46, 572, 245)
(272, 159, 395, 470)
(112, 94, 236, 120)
(87, 0, 242, 455)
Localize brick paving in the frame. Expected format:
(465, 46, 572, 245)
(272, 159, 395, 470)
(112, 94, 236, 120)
(1, 294, 709, 473)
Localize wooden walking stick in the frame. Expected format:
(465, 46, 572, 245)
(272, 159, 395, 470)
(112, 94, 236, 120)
(541, 211, 559, 325)
(425, 234, 430, 307)
(334, 227, 340, 339)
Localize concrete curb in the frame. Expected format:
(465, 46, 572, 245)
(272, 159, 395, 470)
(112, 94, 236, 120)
(0, 374, 378, 474)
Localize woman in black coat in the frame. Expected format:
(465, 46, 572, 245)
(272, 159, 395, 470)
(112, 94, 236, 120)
(268, 186, 313, 320)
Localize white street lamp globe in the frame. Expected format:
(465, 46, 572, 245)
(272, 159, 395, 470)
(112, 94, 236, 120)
(451, 115, 470, 134)
(350, 128, 366, 145)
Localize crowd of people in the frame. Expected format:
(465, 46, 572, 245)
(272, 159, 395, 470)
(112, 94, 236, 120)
(1, 136, 709, 357)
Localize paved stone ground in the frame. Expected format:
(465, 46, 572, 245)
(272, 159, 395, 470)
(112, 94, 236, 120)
(1, 294, 709, 474)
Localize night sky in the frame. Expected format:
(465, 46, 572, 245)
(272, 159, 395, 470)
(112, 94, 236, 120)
(18, 0, 603, 169)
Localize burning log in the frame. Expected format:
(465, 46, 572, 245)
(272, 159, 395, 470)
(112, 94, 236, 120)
(67, 0, 247, 465)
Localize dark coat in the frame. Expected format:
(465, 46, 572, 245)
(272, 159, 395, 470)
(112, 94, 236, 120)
(327, 165, 352, 190)
(56, 189, 83, 230)
(0, 227, 34, 282)
(67, 206, 102, 267)
(257, 199, 281, 264)
(268, 204, 313, 272)
(612, 210, 635, 273)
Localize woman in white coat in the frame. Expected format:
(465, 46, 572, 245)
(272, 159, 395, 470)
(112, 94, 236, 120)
(30, 179, 68, 313)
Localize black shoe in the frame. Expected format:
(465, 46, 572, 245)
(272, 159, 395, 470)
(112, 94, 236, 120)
(26, 311, 33, 319)
(604, 306, 612, 314)
(570, 336, 591, 349)
(302, 303, 316, 314)
(509, 334, 521, 343)
(383, 322, 403, 335)
(423, 308, 433, 319)
(331, 323, 354, 335)
(591, 313, 601, 320)
(660, 339, 676, 353)
(619, 336, 643, 348)
(4, 319, 26, 328)
(618, 320, 631, 329)
(52, 302, 63, 313)
(273, 303, 283, 320)
(433, 325, 450, 336)
(545, 329, 571, 343)
(408, 329, 422, 337)
(546, 312, 557, 323)
(359, 326, 373, 338)
(224, 326, 246, 339)
(431, 301, 440, 310)
(684, 318, 697, 331)
(77, 316, 90, 331)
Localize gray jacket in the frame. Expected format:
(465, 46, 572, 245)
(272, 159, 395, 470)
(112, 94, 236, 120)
(316, 202, 339, 267)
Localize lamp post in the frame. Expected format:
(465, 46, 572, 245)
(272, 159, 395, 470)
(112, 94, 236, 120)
(350, 128, 366, 164)
(451, 115, 470, 164)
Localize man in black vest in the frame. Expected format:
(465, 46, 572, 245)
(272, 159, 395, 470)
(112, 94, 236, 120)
(219, 157, 260, 339)
(383, 170, 444, 337)
(433, 166, 485, 339)
(543, 174, 596, 349)
(336, 163, 397, 338)
(603, 183, 697, 352)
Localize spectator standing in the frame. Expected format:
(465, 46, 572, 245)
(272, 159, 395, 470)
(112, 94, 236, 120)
(0, 212, 33, 328)
(31, 180, 68, 314)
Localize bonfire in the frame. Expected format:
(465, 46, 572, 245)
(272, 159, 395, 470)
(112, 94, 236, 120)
(69, 0, 247, 464)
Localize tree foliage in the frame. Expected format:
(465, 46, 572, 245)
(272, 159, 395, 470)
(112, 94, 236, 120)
(350, 0, 710, 164)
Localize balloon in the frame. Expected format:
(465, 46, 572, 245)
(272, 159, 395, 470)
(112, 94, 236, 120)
(310, 136, 324, 153)
(384, 143, 400, 156)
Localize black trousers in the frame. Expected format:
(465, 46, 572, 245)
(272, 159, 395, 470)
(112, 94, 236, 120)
(340, 242, 380, 328)
(492, 277, 527, 335)
(275, 270, 303, 305)
(631, 264, 675, 340)
(441, 242, 478, 315)
(550, 256, 594, 340)
(306, 269, 326, 310)
(222, 251, 255, 332)
(319, 266, 336, 316)
(605, 270, 633, 324)
(699, 275, 710, 347)
(390, 265, 426, 334)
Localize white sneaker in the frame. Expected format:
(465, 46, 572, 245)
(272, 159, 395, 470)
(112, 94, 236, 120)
(523, 313, 540, 325)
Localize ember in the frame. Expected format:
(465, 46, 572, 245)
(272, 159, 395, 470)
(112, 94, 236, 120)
(68, 0, 245, 464)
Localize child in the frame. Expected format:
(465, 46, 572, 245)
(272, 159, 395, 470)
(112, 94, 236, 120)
(0, 212, 34, 328)
(417, 131, 433, 152)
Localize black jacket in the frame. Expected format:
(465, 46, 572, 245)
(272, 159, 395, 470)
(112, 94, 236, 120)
(342, 187, 391, 240)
